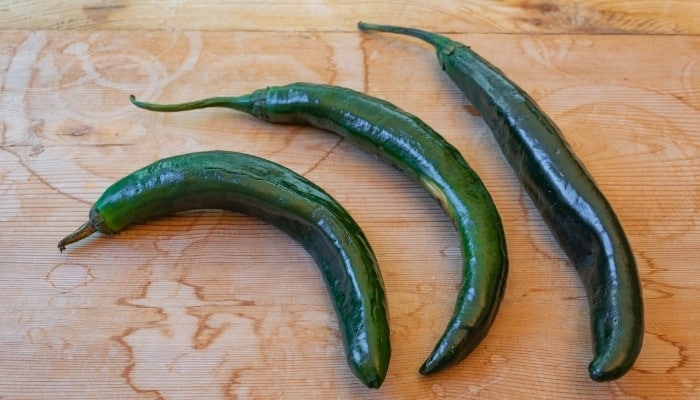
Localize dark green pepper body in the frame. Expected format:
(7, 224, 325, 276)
(130, 83, 509, 377)
(358, 22, 644, 381)
(59, 150, 390, 388)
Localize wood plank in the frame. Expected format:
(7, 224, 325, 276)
(1, 29, 699, 399)
(1, 0, 699, 34)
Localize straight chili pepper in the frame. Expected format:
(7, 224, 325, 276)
(129, 83, 509, 378)
(357, 22, 644, 381)
(58, 150, 390, 388)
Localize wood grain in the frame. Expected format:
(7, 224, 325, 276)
(1, 2, 700, 399)
(0, 0, 699, 34)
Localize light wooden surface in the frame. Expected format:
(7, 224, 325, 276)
(1, 2, 699, 399)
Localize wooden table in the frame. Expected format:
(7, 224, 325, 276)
(1, 2, 698, 399)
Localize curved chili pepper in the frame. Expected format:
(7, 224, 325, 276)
(58, 150, 390, 388)
(358, 22, 644, 381)
(130, 83, 509, 377)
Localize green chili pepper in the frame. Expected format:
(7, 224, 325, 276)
(129, 83, 509, 377)
(58, 150, 390, 388)
(357, 22, 644, 381)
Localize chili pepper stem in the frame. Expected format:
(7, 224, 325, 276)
(58, 221, 97, 252)
(129, 94, 256, 114)
(358, 22, 457, 52)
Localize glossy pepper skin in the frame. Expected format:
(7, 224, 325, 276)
(58, 150, 390, 389)
(358, 22, 644, 381)
(130, 83, 509, 377)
